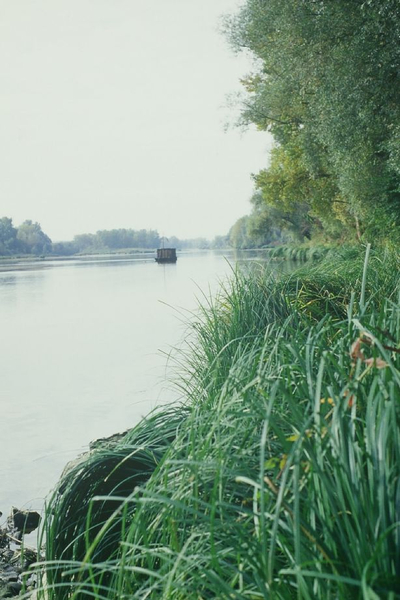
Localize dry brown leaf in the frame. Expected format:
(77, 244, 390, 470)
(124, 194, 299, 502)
(364, 357, 388, 369)
(350, 338, 365, 362)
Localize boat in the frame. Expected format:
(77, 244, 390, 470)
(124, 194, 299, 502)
(155, 248, 177, 263)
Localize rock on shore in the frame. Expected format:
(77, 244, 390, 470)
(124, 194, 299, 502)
(0, 509, 40, 598)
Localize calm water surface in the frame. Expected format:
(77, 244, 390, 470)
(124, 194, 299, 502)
(0, 250, 273, 518)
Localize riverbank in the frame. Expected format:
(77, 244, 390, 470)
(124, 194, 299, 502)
(31, 247, 400, 598)
(0, 510, 40, 598)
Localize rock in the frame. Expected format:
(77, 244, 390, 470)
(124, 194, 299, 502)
(1, 572, 18, 583)
(0, 509, 40, 598)
(6, 582, 22, 596)
(0, 532, 7, 551)
(11, 509, 40, 535)
(0, 551, 13, 563)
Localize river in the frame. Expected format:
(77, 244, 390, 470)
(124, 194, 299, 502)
(0, 249, 274, 520)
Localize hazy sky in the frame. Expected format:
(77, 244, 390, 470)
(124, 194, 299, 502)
(1, 0, 272, 241)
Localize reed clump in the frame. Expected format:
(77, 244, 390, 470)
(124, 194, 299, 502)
(34, 247, 400, 599)
(268, 243, 364, 263)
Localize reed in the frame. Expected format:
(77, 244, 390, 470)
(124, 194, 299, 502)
(34, 248, 400, 599)
(267, 243, 366, 264)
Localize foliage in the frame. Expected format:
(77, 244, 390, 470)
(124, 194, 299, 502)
(16, 220, 52, 255)
(228, 215, 253, 249)
(168, 236, 211, 250)
(223, 0, 400, 244)
(210, 234, 230, 249)
(38, 406, 189, 598)
(0, 217, 19, 255)
(0, 218, 220, 256)
(267, 243, 364, 263)
(228, 190, 320, 249)
(51, 241, 79, 256)
(0, 217, 52, 256)
(228, 194, 292, 249)
(73, 229, 161, 253)
(36, 249, 400, 599)
(71, 231, 217, 253)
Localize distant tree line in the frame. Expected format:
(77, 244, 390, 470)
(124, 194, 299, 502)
(224, 0, 400, 247)
(0, 218, 229, 256)
(61, 231, 226, 254)
(67, 228, 161, 254)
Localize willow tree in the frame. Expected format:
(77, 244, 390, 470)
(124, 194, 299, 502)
(224, 0, 400, 242)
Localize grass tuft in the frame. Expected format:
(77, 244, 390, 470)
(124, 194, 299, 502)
(35, 248, 400, 599)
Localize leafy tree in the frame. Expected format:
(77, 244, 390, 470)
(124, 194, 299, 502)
(72, 229, 162, 253)
(248, 191, 315, 244)
(167, 236, 210, 250)
(0, 217, 20, 255)
(229, 216, 254, 249)
(16, 220, 52, 255)
(252, 143, 355, 239)
(211, 235, 229, 249)
(96, 229, 122, 249)
(52, 241, 79, 256)
(73, 233, 98, 252)
(223, 0, 400, 242)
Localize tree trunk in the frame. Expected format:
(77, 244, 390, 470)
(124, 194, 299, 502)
(355, 215, 362, 242)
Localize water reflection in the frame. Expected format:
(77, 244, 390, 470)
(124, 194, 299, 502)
(0, 274, 17, 287)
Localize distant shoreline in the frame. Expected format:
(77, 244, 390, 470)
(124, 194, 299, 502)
(0, 248, 230, 273)
(0, 252, 157, 272)
(0, 249, 156, 262)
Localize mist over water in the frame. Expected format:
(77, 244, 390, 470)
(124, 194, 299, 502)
(0, 250, 276, 518)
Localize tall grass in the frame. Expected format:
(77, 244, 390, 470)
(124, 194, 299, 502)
(35, 406, 189, 598)
(268, 243, 369, 264)
(33, 249, 400, 599)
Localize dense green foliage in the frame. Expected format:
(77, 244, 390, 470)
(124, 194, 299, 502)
(0, 217, 225, 256)
(35, 248, 400, 599)
(65, 232, 223, 254)
(0, 217, 52, 256)
(224, 0, 400, 247)
(71, 229, 161, 254)
(228, 192, 314, 249)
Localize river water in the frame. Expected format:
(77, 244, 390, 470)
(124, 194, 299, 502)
(0, 250, 273, 520)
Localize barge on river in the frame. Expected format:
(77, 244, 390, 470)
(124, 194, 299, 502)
(155, 248, 177, 263)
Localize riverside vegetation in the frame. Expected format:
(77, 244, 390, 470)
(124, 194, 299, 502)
(7, 0, 399, 595)
(26, 245, 399, 599)
(225, 0, 400, 251)
(0, 217, 225, 258)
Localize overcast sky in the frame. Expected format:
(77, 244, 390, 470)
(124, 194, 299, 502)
(0, 0, 273, 241)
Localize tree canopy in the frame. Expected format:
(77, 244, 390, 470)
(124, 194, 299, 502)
(0, 218, 223, 256)
(17, 220, 52, 255)
(0, 218, 52, 256)
(224, 0, 400, 245)
(0, 217, 19, 255)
